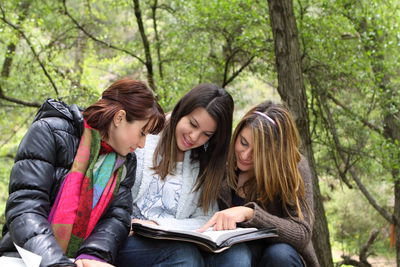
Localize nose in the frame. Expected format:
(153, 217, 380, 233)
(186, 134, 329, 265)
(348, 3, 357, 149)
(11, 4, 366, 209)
(138, 135, 146, 149)
(241, 148, 252, 161)
(189, 130, 201, 143)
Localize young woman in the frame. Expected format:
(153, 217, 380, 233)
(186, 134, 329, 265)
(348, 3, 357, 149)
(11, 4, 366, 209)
(0, 79, 165, 267)
(116, 83, 234, 267)
(199, 101, 319, 267)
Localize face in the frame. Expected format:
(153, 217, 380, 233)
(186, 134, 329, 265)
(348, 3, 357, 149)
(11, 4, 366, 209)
(175, 107, 217, 153)
(107, 110, 149, 156)
(235, 126, 254, 173)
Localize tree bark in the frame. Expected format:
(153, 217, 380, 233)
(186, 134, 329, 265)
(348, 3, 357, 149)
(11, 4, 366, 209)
(133, 0, 156, 92)
(267, 0, 332, 266)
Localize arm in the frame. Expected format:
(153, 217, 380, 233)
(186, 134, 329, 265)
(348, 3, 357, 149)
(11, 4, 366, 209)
(240, 157, 314, 251)
(6, 119, 74, 267)
(77, 154, 137, 264)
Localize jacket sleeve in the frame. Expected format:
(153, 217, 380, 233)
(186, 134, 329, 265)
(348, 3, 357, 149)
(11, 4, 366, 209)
(77, 154, 136, 264)
(5, 119, 74, 267)
(239, 157, 314, 253)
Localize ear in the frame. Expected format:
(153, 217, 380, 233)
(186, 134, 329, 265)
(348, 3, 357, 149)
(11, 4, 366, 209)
(113, 110, 126, 127)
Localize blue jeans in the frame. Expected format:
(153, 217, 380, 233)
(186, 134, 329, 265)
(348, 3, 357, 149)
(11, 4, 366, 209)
(116, 235, 204, 267)
(249, 242, 304, 267)
(202, 243, 252, 267)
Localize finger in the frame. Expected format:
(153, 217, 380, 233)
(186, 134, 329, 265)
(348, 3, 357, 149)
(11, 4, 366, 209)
(229, 220, 236, 230)
(197, 215, 217, 232)
(215, 215, 224, 231)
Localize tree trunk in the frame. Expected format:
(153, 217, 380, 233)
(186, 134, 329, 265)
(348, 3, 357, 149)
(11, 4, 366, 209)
(267, 0, 333, 266)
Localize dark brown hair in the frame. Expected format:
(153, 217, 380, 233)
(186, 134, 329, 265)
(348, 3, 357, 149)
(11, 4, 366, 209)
(83, 78, 165, 138)
(153, 83, 234, 212)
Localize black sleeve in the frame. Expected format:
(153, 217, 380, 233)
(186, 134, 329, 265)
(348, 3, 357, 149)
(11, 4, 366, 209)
(5, 119, 74, 267)
(77, 154, 136, 264)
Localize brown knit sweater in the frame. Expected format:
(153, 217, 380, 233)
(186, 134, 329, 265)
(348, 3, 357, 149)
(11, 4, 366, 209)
(217, 156, 320, 267)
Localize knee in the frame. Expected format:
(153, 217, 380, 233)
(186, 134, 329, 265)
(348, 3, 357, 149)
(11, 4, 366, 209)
(260, 243, 303, 266)
(167, 242, 204, 266)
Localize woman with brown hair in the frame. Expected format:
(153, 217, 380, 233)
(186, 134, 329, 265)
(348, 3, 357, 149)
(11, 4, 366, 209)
(0, 78, 165, 267)
(199, 101, 319, 267)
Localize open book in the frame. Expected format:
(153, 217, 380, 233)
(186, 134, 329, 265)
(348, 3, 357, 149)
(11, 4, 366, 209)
(131, 223, 277, 253)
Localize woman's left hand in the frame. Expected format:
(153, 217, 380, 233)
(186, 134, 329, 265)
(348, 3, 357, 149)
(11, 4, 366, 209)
(75, 259, 115, 267)
(197, 206, 254, 233)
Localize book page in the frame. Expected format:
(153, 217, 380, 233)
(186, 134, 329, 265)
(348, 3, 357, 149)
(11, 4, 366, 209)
(199, 227, 257, 245)
(14, 243, 41, 267)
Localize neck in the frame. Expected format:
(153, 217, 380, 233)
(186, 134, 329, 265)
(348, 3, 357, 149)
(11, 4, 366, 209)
(176, 149, 184, 162)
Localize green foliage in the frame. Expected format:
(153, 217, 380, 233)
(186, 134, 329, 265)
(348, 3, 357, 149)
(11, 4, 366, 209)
(0, 0, 398, 262)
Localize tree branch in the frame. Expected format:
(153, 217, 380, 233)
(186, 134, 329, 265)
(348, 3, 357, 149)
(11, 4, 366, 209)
(327, 92, 382, 135)
(133, 0, 156, 91)
(222, 55, 255, 88)
(321, 96, 394, 224)
(62, 0, 146, 65)
(151, 0, 163, 80)
(0, 4, 59, 97)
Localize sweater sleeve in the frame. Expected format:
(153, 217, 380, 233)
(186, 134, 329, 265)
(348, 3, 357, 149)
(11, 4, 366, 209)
(5, 119, 74, 267)
(239, 157, 314, 253)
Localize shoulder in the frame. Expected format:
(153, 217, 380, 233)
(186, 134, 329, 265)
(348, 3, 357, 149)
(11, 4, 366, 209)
(32, 98, 84, 137)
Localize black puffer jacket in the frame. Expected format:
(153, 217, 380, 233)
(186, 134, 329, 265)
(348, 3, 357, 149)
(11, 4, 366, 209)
(0, 99, 136, 267)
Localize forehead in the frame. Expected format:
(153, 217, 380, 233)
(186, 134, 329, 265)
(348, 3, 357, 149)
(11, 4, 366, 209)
(239, 127, 253, 142)
(186, 107, 217, 132)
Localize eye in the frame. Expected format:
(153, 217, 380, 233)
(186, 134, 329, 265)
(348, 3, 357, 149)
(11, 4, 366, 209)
(240, 137, 248, 146)
(140, 131, 146, 137)
(190, 120, 198, 128)
(204, 133, 212, 138)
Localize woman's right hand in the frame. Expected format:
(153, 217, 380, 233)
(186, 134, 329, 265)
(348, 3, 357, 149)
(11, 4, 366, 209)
(197, 206, 254, 232)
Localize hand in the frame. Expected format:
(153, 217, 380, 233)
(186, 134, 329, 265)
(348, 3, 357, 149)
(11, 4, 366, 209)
(75, 259, 115, 267)
(197, 206, 254, 233)
(129, 218, 158, 236)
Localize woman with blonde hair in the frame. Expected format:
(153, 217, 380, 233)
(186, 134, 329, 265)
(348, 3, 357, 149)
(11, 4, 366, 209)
(199, 101, 319, 267)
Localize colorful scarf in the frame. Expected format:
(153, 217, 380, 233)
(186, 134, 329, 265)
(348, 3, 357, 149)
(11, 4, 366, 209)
(48, 121, 125, 257)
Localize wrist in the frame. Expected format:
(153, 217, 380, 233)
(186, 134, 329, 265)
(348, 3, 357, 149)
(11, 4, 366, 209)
(244, 207, 254, 220)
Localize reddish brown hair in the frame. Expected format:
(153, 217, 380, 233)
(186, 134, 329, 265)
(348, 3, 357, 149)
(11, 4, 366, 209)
(83, 78, 165, 139)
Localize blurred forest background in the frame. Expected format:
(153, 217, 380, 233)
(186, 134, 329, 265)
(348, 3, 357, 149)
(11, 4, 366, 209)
(0, 0, 399, 266)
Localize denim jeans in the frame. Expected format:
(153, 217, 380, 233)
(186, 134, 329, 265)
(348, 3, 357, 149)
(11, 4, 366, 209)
(202, 243, 252, 267)
(249, 242, 304, 267)
(115, 235, 204, 267)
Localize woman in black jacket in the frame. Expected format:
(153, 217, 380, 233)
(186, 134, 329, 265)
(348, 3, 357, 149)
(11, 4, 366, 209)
(0, 78, 165, 267)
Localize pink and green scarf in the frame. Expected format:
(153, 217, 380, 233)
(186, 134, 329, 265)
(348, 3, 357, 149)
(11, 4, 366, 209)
(48, 121, 125, 257)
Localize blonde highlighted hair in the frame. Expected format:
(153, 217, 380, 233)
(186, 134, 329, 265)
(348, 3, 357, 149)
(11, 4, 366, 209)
(227, 101, 311, 221)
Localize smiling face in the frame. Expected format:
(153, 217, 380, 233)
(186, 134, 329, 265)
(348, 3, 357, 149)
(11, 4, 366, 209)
(235, 126, 254, 173)
(175, 107, 217, 156)
(107, 110, 149, 156)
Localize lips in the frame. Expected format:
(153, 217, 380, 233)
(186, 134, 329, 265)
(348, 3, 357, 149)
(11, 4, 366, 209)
(238, 157, 252, 166)
(182, 135, 193, 148)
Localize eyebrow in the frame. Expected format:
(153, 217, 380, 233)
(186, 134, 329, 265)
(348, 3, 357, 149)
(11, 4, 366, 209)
(191, 116, 215, 135)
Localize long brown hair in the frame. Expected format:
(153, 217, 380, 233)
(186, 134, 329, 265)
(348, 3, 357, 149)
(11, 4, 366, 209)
(227, 101, 312, 220)
(153, 83, 234, 212)
(83, 78, 165, 138)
